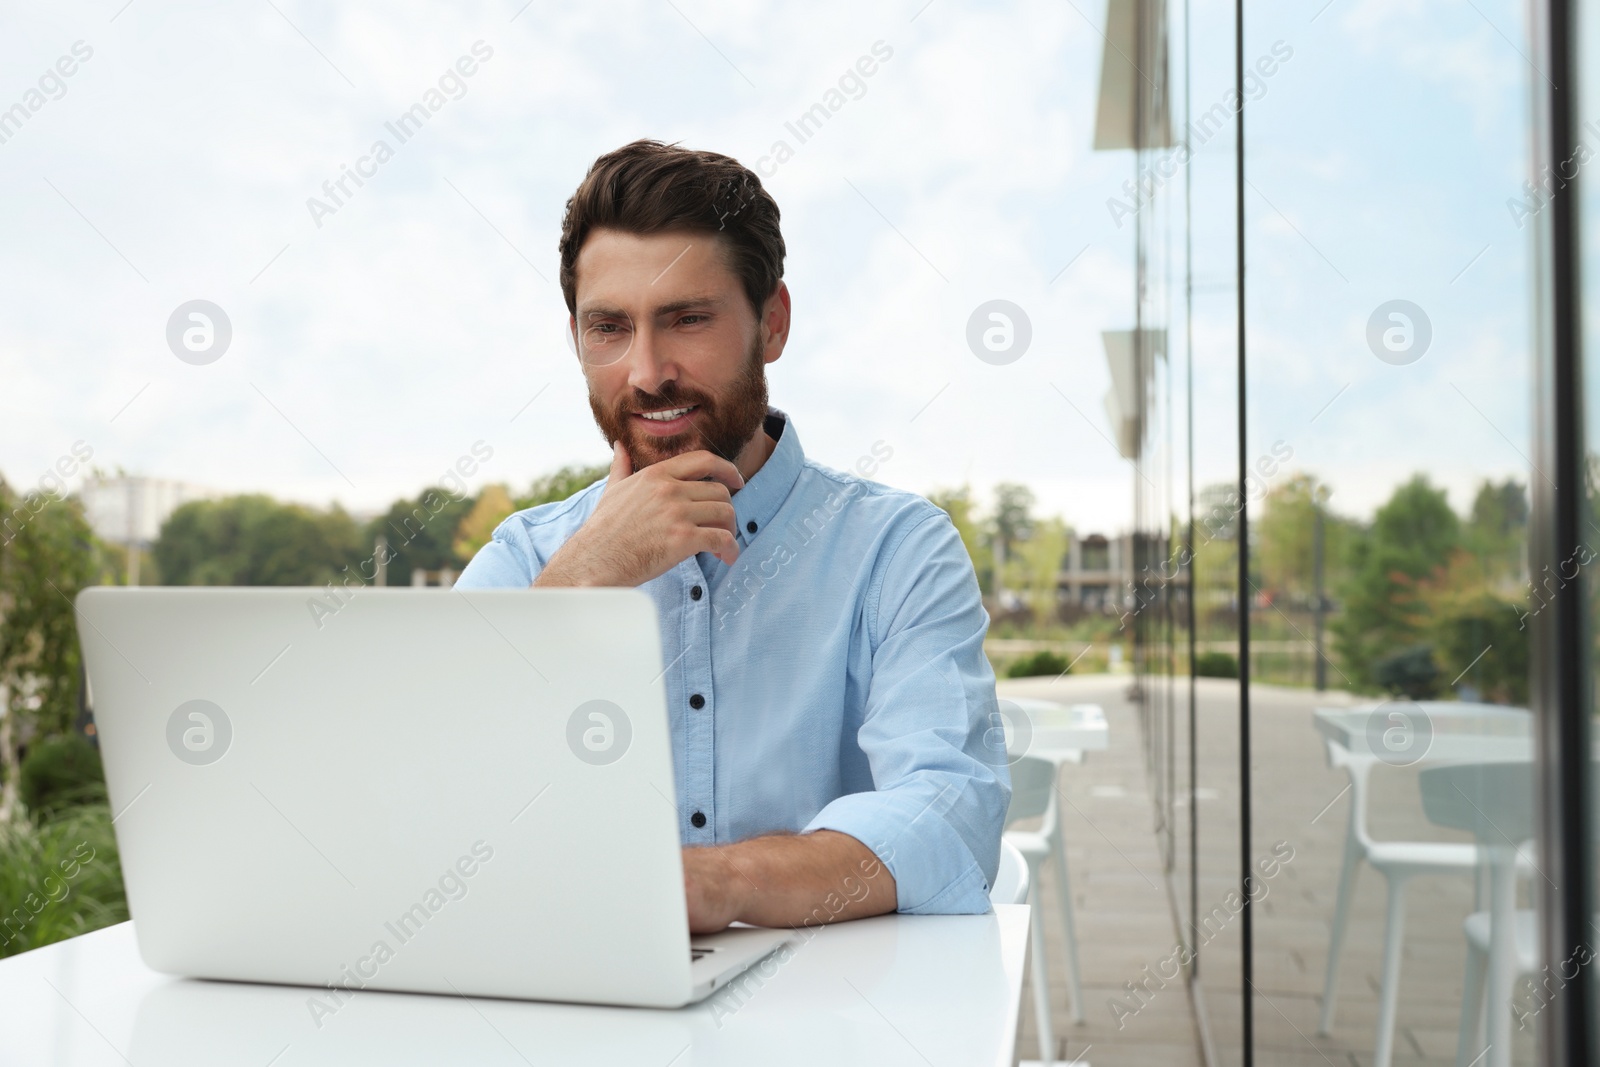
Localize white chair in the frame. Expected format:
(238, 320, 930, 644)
(1456, 908, 1537, 1067)
(991, 837, 1031, 906)
(1004, 754, 1085, 1067)
(1416, 760, 1537, 1067)
(1317, 739, 1480, 1067)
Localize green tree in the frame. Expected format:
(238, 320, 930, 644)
(0, 480, 97, 818)
(154, 496, 365, 586)
(1256, 474, 1358, 605)
(991, 483, 1036, 561)
(1017, 517, 1070, 629)
(1464, 478, 1528, 587)
(1192, 482, 1241, 631)
(514, 464, 608, 511)
(1333, 475, 1462, 690)
(365, 489, 476, 585)
(453, 485, 516, 561)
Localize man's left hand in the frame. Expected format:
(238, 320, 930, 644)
(680, 830, 897, 934)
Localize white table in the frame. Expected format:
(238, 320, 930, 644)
(0, 907, 1029, 1066)
(1001, 698, 1109, 762)
(1312, 702, 1532, 763)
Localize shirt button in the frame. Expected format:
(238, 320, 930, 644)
(746, 520, 758, 534)
(690, 585, 703, 601)
(691, 811, 707, 828)
(689, 693, 706, 710)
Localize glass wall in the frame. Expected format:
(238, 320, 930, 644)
(1131, 0, 1572, 1064)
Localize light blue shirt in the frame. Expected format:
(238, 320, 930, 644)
(456, 408, 1010, 914)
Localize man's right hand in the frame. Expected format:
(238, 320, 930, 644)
(533, 442, 745, 588)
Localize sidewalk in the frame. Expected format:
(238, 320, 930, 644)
(996, 673, 1534, 1067)
(999, 673, 1203, 1067)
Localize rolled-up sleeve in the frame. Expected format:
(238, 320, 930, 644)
(803, 508, 1010, 914)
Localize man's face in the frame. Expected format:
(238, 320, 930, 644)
(572, 227, 787, 470)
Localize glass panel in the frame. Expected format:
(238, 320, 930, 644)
(1241, 3, 1539, 1066)
(1578, 0, 1600, 1057)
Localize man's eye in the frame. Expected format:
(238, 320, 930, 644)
(679, 314, 707, 326)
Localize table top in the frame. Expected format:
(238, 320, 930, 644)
(1312, 702, 1533, 763)
(0, 906, 1029, 1067)
(1002, 698, 1109, 758)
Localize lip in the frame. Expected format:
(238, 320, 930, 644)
(630, 405, 698, 437)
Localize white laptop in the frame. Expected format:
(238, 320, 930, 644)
(75, 586, 792, 1009)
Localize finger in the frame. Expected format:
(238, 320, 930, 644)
(682, 480, 734, 504)
(684, 501, 737, 537)
(657, 449, 744, 492)
(608, 440, 633, 485)
(686, 526, 740, 566)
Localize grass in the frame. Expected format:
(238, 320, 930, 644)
(0, 800, 127, 959)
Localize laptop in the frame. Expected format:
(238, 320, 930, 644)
(75, 586, 792, 1009)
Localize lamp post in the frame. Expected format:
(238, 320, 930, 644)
(1312, 482, 1330, 691)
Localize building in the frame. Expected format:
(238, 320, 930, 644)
(1057, 530, 1188, 620)
(78, 476, 217, 584)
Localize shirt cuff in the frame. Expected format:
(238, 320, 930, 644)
(802, 781, 995, 915)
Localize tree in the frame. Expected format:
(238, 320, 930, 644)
(1016, 517, 1070, 629)
(153, 496, 365, 586)
(515, 464, 607, 511)
(1333, 475, 1462, 690)
(1400, 545, 1530, 704)
(1464, 478, 1528, 587)
(1191, 482, 1241, 629)
(0, 479, 97, 819)
(453, 485, 516, 561)
(1195, 481, 1243, 544)
(449, 463, 606, 574)
(365, 489, 476, 585)
(991, 483, 1036, 561)
(1256, 474, 1358, 606)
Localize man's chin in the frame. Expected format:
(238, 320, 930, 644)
(622, 432, 695, 469)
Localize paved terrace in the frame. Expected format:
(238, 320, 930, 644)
(996, 674, 1537, 1067)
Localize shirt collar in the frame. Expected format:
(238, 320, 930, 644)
(732, 406, 803, 547)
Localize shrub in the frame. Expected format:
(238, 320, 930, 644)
(20, 735, 106, 821)
(1373, 643, 1442, 700)
(1006, 649, 1072, 678)
(1431, 595, 1528, 705)
(1195, 651, 1239, 678)
(0, 802, 126, 958)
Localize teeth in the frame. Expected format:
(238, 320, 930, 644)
(640, 406, 694, 421)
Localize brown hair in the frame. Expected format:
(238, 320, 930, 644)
(558, 139, 786, 321)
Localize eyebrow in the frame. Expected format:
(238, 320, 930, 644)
(577, 293, 726, 319)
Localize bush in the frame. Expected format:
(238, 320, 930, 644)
(1195, 651, 1239, 678)
(1432, 595, 1528, 705)
(1373, 643, 1442, 700)
(0, 802, 126, 958)
(20, 735, 106, 821)
(1006, 649, 1072, 678)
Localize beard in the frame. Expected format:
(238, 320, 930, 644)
(588, 331, 770, 471)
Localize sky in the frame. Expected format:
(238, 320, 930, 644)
(0, 0, 1548, 535)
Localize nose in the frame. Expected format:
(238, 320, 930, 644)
(622, 321, 678, 397)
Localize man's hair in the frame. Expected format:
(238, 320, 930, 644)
(558, 139, 786, 321)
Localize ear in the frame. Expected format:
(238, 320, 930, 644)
(759, 281, 792, 365)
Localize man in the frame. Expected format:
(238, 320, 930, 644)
(456, 139, 1009, 933)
